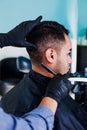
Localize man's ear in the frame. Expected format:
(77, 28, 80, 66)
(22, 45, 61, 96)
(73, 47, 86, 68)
(45, 48, 55, 63)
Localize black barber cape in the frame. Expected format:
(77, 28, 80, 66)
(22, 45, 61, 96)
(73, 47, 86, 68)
(1, 71, 87, 130)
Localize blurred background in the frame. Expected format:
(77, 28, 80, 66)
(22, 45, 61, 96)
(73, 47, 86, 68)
(0, 0, 87, 73)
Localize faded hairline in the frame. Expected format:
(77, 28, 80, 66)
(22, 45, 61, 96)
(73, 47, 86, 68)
(26, 21, 69, 65)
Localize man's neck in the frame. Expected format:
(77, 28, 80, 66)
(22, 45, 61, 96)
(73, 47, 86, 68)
(32, 65, 54, 78)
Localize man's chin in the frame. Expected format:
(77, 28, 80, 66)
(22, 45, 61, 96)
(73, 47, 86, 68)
(56, 69, 69, 75)
(61, 71, 69, 75)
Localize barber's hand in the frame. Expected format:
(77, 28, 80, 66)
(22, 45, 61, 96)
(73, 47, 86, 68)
(0, 16, 42, 48)
(45, 74, 71, 102)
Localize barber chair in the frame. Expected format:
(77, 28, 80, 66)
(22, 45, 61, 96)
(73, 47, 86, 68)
(0, 56, 31, 98)
(69, 73, 87, 112)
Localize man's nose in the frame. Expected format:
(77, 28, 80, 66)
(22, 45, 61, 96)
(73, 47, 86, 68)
(69, 57, 72, 64)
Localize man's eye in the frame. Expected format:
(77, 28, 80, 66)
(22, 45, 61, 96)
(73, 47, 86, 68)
(68, 52, 71, 57)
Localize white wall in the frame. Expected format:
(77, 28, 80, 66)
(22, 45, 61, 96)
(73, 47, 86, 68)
(0, 47, 29, 60)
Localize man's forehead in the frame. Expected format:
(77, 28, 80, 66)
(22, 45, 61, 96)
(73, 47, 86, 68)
(60, 38, 72, 52)
(65, 34, 72, 49)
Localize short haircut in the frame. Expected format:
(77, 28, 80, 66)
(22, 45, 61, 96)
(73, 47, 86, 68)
(26, 21, 69, 65)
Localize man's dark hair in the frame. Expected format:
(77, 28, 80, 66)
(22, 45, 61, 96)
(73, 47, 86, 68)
(26, 21, 69, 65)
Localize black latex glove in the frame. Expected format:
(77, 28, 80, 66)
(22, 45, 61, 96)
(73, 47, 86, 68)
(45, 74, 71, 102)
(0, 16, 42, 48)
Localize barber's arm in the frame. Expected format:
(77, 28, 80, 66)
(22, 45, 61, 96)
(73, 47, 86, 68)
(0, 74, 70, 130)
(0, 16, 42, 48)
(0, 105, 54, 130)
(0, 97, 56, 130)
